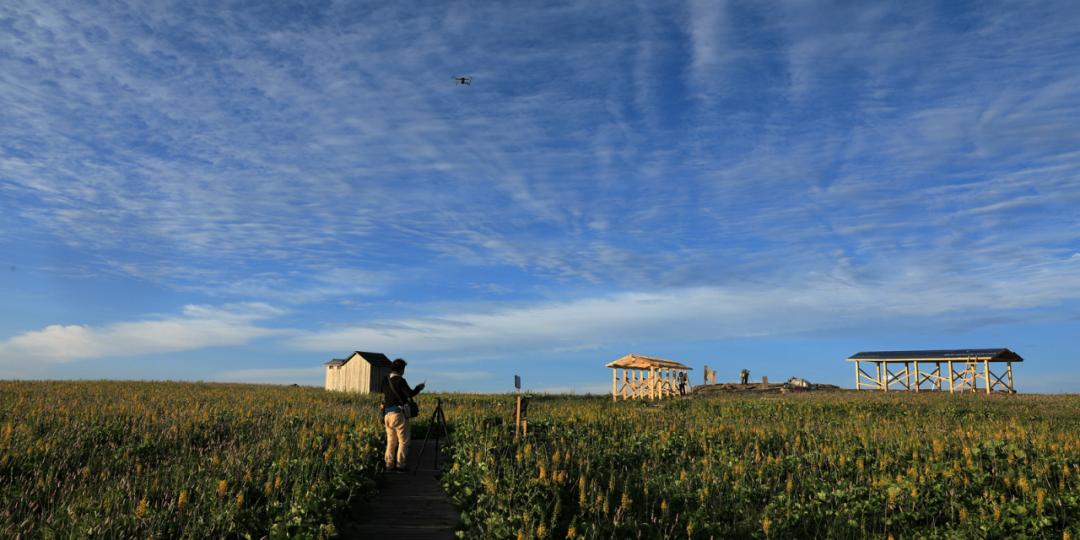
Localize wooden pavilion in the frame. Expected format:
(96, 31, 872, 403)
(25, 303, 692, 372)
(607, 354, 692, 401)
(848, 349, 1021, 393)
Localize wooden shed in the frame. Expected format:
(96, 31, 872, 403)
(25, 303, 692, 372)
(848, 348, 1021, 393)
(324, 351, 394, 393)
(607, 353, 692, 401)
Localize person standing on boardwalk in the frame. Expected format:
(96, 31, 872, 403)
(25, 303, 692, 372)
(381, 358, 425, 473)
(740, 368, 750, 385)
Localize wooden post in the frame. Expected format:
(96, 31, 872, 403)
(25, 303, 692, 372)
(913, 360, 920, 392)
(984, 359, 991, 394)
(883, 363, 889, 392)
(649, 367, 655, 400)
(612, 368, 617, 401)
(1007, 362, 1014, 393)
(948, 361, 955, 394)
(652, 367, 660, 401)
(855, 361, 861, 390)
(515, 395, 522, 438)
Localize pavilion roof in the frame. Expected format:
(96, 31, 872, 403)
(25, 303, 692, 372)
(847, 349, 1023, 363)
(606, 353, 692, 370)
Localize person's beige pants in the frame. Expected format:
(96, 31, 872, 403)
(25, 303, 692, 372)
(384, 411, 410, 468)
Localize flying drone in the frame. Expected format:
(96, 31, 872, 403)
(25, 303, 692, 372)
(454, 76, 472, 86)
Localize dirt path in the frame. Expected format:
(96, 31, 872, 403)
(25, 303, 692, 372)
(339, 438, 460, 539)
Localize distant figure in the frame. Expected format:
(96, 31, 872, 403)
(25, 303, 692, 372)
(678, 372, 688, 395)
(740, 369, 750, 385)
(381, 358, 425, 473)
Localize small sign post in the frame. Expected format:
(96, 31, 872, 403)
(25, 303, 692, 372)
(514, 375, 527, 438)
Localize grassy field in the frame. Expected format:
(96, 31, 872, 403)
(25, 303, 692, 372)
(442, 393, 1080, 539)
(2, 381, 1078, 538)
(0, 381, 385, 538)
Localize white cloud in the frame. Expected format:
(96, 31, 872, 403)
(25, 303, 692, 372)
(1, 0, 1077, 299)
(194, 268, 389, 304)
(0, 303, 284, 364)
(2, 0, 1080, 366)
(290, 254, 1080, 355)
(686, 0, 732, 86)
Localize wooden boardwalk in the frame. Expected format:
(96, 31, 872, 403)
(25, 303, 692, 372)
(340, 439, 460, 539)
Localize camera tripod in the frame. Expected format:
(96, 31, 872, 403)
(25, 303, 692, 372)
(413, 398, 449, 475)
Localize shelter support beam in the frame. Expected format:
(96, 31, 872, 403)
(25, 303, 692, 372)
(613, 367, 622, 401)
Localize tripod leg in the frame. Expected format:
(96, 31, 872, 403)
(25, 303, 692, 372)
(434, 404, 448, 470)
(413, 404, 441, 475)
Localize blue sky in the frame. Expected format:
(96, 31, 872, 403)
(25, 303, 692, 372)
(1, 0, 1079, 392)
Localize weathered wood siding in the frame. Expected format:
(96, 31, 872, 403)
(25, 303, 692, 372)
(325, 352, 387, 394)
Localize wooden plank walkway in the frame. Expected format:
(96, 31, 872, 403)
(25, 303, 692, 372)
(339, 439, 461, 539)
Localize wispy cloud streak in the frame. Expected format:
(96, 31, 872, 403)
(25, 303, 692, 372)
(1, 0, 1079, 381)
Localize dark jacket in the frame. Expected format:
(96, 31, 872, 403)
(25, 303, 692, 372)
(381, 373, 420, 408)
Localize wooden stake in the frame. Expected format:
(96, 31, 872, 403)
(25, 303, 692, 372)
(657, 368, 663, 400)
(612, 368, 617, 402)
(649, 367, 655, 400)
(515, 395, 522, 438)
(948, 361, 954, 394)
(855, 360, 861, 390)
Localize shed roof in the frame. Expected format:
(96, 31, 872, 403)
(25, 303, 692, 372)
(847, 349, 1022, 362)
(324, 351, 394, 367)
(606, 353, 692, 370)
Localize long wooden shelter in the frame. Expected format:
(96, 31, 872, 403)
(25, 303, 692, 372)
(607, 354, 692, 401)
(848, 349, 1021, 393)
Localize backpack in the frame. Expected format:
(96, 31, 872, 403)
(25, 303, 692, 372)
(387, 376, 419, 418)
